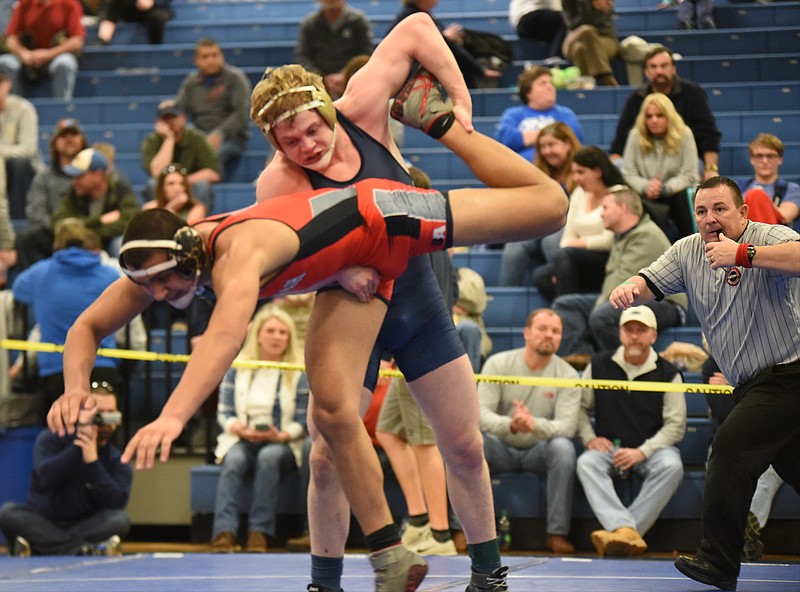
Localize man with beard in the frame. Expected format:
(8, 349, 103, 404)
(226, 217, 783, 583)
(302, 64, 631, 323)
(478, 308, 581, 555)
(576, 306, 686, 558)
(0, 385, 132, 556)
(609, 46, 721, 180)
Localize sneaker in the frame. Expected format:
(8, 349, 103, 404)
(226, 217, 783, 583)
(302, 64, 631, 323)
(604, 527, 647, 557)
(246, 531, 268, 553)
(307, 585, 343, 592)
(95, 535, 122, 557)
(287, 532, 312, 552)
(401, 523, 431, 550)
(466, 566, 509, 591)
(369, 544, 428, 592)
(413, 533, 458, 556)
(390, 68, 455, 139)
(211, 531, 236, 553)
(12, 536, 31, 558)
(743, 511, 765, 561)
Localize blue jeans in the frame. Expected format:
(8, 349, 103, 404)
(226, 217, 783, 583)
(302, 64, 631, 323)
(498, 230, 561, 287)
(576, 446, 683, 534)
(0, 501, 130, 555)
(0, 52, 78, 100)
(217, 136, 247, 182)
(213, 440, 296, 537)
(483, 433, 576, 536)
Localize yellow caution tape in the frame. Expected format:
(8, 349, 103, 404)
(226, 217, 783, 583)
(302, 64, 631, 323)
(0, 338, 734, 395)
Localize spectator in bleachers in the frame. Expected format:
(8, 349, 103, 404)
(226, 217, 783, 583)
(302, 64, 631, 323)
(141, 99, 220, 210)
(11, 218, 124, 404)
(391, 0, 502, 88)
(175, 39, 251, 181)
(97, 0, 173, 45)
(0, 383, 131, 556)
(15, 118, 87, 271)
(621, 92, 700, 241)
(53, 148, 140, 258)
(0, 71, 40, 220)
(0, 184, 14, 288)
(560, 0, 620, 86)
(739, 133, 800, 228)
(0, 0, 84, 101)
(610, 46, 721, 180)
(702, 354, 786, 562)
(577, 305, 686, 557)
(211, 304, 309, 554)
(142, 164, 207, 224)
(478, 308, 581, 555)
(552, 185, 686, 366)
(295, 0, 374, 99)
(509, 0, 567, 62)
(676, 0, 716, 30)
(453, 265, 493, 368)
(533, 146, 619, 301)
(495, 66, 584, 163)
(500, 122, 581, 287)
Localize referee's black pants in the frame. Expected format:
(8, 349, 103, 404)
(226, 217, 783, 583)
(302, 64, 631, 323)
(697, 359, 800, 578)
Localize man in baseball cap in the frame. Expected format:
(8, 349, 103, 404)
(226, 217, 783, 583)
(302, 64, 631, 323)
(63, 148, 108, 177)
(619, 305, 658, 330)
(53, 118, 83, 139)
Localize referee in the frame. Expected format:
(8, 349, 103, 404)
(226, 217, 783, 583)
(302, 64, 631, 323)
(609, 176, 800, 591)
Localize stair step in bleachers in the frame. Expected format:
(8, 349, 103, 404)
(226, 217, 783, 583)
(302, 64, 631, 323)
(483, 287, 550, 328)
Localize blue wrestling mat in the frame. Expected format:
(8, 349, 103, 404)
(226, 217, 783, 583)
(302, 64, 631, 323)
(0, 553, 798, 591)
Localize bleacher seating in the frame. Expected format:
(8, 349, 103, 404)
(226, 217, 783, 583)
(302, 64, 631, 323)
(10, 0, 797, 550)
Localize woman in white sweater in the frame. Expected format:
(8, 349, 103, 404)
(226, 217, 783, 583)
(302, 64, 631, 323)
(622, 92, 700, 240)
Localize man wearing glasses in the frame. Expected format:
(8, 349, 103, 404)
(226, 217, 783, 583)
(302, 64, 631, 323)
(741, 133, 800, 229)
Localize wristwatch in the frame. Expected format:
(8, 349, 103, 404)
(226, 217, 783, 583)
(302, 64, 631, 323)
(747, 244, 756, 265)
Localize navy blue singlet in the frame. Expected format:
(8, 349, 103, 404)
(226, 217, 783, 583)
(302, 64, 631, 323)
(303, 111, 464, 389)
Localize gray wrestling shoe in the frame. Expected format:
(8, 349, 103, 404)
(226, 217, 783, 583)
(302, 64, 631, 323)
(466, 566, 509, 591)
(391, 68, 456, 139)
(369, 544, 428, 591)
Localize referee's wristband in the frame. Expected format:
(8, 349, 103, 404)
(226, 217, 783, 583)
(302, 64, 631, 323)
(736, 243, 753, 268)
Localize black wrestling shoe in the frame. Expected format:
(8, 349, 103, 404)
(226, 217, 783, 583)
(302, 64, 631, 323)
(674, 555, 737, 591)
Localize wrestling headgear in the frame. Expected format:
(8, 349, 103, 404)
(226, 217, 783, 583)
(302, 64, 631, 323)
(119, 226, 207, 281)
(252, 65, 336, 147)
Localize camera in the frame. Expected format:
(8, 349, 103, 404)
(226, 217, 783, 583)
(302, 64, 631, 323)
(88, 411, 122, 426)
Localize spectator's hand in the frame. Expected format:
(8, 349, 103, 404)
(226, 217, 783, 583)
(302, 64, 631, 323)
(563, 238, 584, 248)
(136, 0, 154, 10)
(708, 371, 729, 386)
(510, 400, 536, 433)
(614, 446, 645, 470)
(483, 68, 502, 79)
(323, 73, 346, 99)
(443, 23, 465, 43)
(592, 0, 614, 13)
(74, 423, 100, 463)
(100, 210, 121, 225)
(587, 436, 614, 452)
(609, 280, 640, 309)
(646, 177, 663, 200)
(704, 232, 738, 269)
(121, 415, 185, 469)
(155, 119, 175, 139)
(48, 388, 96, 436)
(334, 266, 380, 303)
(522, 129, 540, 147)
(703, 168, 718, 181)
(27, 49, 52, 68)
(166, 192, 190, 212)
(206, 132, 223, 152)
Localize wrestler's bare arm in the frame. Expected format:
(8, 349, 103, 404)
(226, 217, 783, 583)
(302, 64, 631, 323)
(48, 278, 153, 436)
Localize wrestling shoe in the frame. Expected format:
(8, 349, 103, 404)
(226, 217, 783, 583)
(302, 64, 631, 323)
(307, 585, 343, 592)
(391, 68, 456, 139)
(401, 523, 431, 550)
(465, 566, 509, 591)
(674, 555, 737, 591)
(95, 534, 122, 557)
(743, 511, 764, 561)
(369, 543, 428, 591)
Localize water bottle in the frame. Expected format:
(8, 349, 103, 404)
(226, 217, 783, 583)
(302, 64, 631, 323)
(498, 510, 511, 550)
(610, 438, 629, 480)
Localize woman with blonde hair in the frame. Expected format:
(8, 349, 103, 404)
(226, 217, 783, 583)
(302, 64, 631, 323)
(622, 92, 700, 240)
(211, 304, 309, 553)
(499, 122, 581, 286)
(143, 164, 207, 224)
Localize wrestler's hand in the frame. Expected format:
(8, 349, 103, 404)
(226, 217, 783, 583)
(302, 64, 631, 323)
(705, 232, 738, 269)
(48, 388, 95, 437)
(121, 415, 184, 470)
(335, 266, 380, 303)
(609, 280, 640, 309)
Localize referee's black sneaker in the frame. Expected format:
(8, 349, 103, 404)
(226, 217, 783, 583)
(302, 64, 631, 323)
(675, 555, 737, 591)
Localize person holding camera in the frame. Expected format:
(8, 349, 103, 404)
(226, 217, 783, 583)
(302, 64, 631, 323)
(0, 386, 132, 556)
(211, 305, 309, 554)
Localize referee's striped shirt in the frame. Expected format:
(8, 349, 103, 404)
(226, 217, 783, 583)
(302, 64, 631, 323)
(640, 221, 800, 386)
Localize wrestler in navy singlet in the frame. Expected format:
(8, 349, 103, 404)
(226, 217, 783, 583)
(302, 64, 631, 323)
(304, 111, 464, 390)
